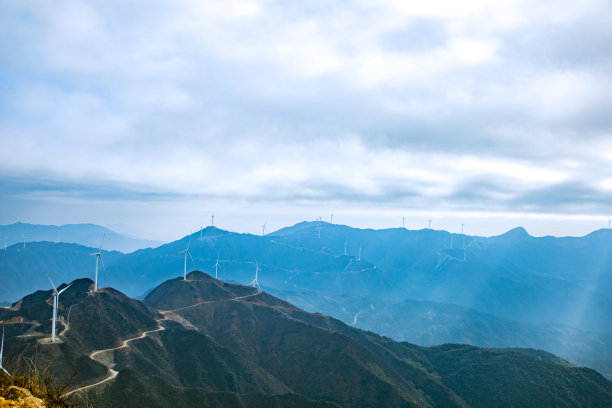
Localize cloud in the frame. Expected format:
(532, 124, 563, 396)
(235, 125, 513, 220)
(0, 0, 611, 235)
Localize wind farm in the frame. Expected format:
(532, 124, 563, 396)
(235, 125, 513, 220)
(2, 0, 612, 405)
(1, 220, 612, 407)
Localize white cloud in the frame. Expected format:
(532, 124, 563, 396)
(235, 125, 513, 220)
(1, 0, 611, 236)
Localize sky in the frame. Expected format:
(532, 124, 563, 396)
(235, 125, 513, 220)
(1, 0, 611, 241)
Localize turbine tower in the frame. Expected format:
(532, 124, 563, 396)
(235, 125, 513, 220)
(88, 233, 106, 293)
(1, 326, 9, 376)
(330, 214, 334, 224)
(214, 257, 221, 279)
(211, 215, 215, 227)
(402, 217, 405, 229)
(261, 223, 267, 236)
(358, 244, 362, 261)
(22, 233, 25, 249)
(44, 272, 72, 343)
(249, 263, 262, 291)
(344, 240, 347, 256)
(177, 237, 194, 281)
(428, 219, 432, 229)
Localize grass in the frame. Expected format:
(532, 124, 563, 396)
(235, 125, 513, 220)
(0, 357, 93, 407)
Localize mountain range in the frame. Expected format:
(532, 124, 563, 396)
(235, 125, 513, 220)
(0, 222, 161, 253)
(1, 221, 611, 381)
(1, 272, 611, 407)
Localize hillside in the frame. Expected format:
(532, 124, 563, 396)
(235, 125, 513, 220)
(274, 289, 612, 379)
(1, 273, 611, 407)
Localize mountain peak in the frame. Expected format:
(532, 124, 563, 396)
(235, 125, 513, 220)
(144, 270, 259, 310)
(496, 226, 531, 240)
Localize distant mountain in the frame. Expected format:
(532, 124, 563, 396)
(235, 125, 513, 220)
(0, 222, 161, 253)
(2, 273, 611, 407)
(0, 226, 391, 303)
(0, 241, 126, 304)
(269, 221, 612, 334)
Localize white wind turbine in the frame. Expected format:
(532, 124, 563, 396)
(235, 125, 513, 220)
(261, 223, 267, 236)
(1, 326, 9, 376)
(44, 272, 72, 343)
(214, 256, 221, 279)
(249, 263, 262, 291)
(88, 233, 106, 293)
(177, 237, 194, 281)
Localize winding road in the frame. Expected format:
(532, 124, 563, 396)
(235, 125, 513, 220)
(64, 290, 262, 398)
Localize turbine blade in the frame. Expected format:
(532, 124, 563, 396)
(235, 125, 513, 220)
(188, 251, 195, 265)
(44, 271, 57, 291)
(99, 232, 106, 251)
(99, 254, 106, 271)
(58, 283, 72, 295)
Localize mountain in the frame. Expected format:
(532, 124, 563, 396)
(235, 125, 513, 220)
(0, 242, 126, 304)
(3, 272, 611, 407)
(0, 226, 391, 303)
(0, 222, 160, 253)
(3, 222, 612, 381)
(269, 222, 612, 334)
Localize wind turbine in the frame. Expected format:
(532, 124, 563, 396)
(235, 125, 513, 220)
(214, 257, 221, 279)
(200, 225, 203, 238)
(402, 217, 405, 229)
(358, 244, 362, 261)
(211, 215, 215, 227)
(88, 233, 106, 293)
(249, 263, 262, 291)
(22, 233, 25, 249)
(177, 237, 194, 281)
(1, 326, 9, 376)
(428, 219, 432, 229)
(261, 223, 267, 236)
(44, 272, 72, 343)
(330, 214, 334, 224)
(344, 240, 348, 256)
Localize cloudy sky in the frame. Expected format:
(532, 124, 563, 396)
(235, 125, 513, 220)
(1, 0, 611, 240)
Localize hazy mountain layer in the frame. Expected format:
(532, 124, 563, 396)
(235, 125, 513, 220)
(275, 289, 612, 380)
(0, 222, 160, 253)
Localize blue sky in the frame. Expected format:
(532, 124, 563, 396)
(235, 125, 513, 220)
(1, 0, 611, 240)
